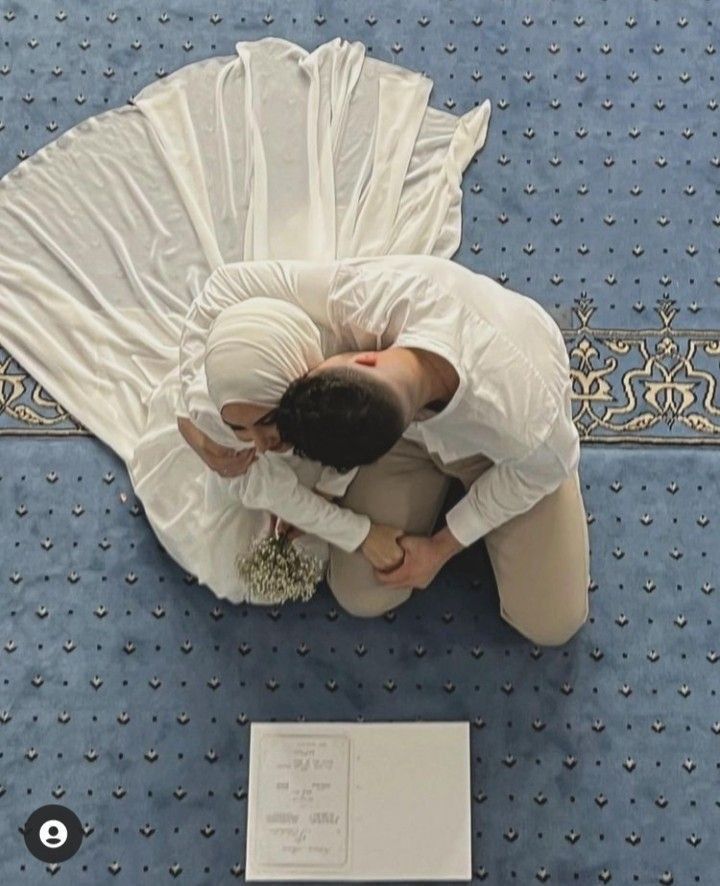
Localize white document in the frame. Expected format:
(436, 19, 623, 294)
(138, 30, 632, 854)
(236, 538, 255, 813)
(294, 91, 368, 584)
(245, 721, 471, 881)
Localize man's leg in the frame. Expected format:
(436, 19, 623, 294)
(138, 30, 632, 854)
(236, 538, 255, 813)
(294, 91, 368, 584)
(483, 469, 590, 645)
(432, 452, 590, 646)
(327, 436, 452, 618)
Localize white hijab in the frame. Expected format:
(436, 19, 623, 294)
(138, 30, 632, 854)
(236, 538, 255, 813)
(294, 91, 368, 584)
(203, 297, 325, 412)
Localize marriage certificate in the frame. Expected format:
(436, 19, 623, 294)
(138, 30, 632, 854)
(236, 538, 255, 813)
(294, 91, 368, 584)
(245, 721, 471, 881)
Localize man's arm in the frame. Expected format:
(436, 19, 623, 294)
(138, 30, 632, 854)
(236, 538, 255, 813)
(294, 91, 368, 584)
(443, 409, 580, 549)
(326, 261, 453, 347)
(374, 409, 580, 590)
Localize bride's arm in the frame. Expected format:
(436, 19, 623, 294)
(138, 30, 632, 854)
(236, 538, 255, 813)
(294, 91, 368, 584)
(313, 464, 359, 499)
(178, 412, 370, 552)
(229, 452, 371, 553)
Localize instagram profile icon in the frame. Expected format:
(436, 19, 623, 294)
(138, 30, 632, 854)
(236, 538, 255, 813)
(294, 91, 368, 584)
(23, 804, 83, 863)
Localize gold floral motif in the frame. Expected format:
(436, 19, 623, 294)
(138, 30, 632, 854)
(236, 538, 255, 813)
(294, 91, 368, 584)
(0, 354, 87, 434)
(567, 294, 720, 443)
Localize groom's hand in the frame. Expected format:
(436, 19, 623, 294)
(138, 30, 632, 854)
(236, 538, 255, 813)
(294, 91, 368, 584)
(360, 524, 406, 572)
(373, 535, 447, 590)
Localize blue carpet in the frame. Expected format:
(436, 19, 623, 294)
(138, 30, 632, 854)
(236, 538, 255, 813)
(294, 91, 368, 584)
(2, 2, 719, 883)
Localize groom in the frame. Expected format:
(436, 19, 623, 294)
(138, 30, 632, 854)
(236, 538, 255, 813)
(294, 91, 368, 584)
(272, 255, 590, 646)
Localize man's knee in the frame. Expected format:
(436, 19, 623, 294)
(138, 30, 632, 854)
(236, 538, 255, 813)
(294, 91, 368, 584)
(332, 590, 414, 619)
(327, 551, 413, 618)
(501, 589, 589, 647)
(529, 613, 588, 647)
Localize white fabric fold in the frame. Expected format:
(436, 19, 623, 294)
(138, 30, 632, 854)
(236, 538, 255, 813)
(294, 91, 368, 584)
(0, 36, 491, 602)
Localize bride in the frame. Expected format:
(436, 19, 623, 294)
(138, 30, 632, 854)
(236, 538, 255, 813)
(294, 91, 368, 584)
(0, 36, 491, 603)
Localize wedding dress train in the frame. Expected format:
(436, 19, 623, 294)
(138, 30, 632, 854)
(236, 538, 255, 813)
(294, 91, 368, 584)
(0, 36, 491, 602)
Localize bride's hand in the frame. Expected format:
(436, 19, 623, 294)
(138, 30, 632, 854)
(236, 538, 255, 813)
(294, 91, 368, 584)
(268, 514, 302, 540)
(202, 439, 257, 478)
(178, 416, 256, 477)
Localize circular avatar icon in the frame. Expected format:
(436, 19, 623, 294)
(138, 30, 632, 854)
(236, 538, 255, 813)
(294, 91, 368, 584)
(23, 804, 83, 863)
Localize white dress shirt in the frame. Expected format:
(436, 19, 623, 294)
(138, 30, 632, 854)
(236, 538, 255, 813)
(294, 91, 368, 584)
(325, 254, 580, 547)
(179, 255, 579, 551)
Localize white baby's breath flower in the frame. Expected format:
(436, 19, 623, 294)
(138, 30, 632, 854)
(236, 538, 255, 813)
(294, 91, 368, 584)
(236, 526, 324, 605)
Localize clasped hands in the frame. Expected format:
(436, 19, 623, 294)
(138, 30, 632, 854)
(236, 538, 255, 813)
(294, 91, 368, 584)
(271, 514, 456, 592)
(359, 524, 451, 590)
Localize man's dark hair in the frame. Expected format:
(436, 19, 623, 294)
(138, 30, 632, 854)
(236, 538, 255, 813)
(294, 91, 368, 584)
(276, 366, 406, 471)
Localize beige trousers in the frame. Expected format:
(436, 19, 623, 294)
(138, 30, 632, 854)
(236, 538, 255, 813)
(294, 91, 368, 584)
(326, 435, 590, 646)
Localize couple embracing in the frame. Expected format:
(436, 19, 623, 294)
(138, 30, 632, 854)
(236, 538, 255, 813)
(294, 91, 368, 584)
(177, 253, 589, 646)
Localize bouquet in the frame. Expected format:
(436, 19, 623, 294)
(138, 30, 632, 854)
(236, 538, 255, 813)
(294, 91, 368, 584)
(235, 521, 325, 605)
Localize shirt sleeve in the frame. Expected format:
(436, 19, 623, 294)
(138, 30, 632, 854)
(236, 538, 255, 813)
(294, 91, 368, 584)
(443, 402, 580, 547)
(230, 453, 371, 552)
(313, 465, 360, 499)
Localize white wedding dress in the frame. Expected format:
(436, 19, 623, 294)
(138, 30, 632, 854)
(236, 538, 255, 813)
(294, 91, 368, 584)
(0, 36, 491, 603)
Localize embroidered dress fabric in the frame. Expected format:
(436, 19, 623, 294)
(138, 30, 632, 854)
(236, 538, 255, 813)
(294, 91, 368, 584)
(0, 36, 491, 603)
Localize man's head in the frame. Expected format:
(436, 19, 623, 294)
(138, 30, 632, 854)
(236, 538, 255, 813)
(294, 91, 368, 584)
(275, 351, 411, 471)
